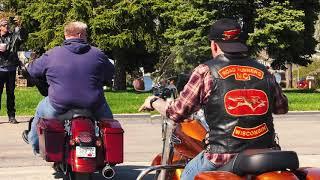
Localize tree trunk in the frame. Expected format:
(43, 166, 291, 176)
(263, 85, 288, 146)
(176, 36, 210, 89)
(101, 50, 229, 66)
(241, 0, 255, 42)
(286, 63, 293, 88)
(113, 50, 127, 91)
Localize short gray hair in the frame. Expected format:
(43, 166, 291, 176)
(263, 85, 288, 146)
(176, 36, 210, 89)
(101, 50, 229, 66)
(64, 21, 87, 36)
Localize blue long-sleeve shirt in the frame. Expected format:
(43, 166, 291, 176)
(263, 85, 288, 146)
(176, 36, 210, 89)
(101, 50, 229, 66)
(27, 38, 114, 112)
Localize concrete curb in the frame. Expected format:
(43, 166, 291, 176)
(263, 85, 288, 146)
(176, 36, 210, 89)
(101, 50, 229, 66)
(0, 114, 163, 124)
(277, 111, 320, 116)
(114, 114, 162, 124)
(1, 111, 319, 124)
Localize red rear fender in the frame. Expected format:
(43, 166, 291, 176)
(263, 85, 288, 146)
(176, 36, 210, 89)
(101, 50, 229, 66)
(71, 117, 95, 135)
(70, 117, 97, 173)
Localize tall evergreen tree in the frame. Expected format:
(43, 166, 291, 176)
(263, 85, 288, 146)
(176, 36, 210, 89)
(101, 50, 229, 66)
(5, 0, 319, 89)
(19, 0, 94, 51)
(90, 0, 162, 90)
(155, 0, 260, 76)
(248, 1, 306, 67)
(153, 0, 216, 77)
(9, 0, 161, 90)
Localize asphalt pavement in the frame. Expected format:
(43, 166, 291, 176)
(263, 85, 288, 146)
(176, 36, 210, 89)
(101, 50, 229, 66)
(0, 112, 319, 180)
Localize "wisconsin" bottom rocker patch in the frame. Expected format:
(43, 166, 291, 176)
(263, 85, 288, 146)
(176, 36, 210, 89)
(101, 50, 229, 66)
(232, 123, 269, 139)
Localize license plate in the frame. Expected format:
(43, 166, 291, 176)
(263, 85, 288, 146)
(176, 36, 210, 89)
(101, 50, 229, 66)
(76, 146, 96, 158)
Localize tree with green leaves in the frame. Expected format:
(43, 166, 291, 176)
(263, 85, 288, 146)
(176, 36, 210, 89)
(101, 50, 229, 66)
(153, 0, 260, 77)
(3, 0, 319, 89)
(247, 1, 319, 87)
(248, 1, 306, 66)
(152, 0, 216, 78)
(3, 0, 161, 90)
(90, 0, 162, 90)
(19, 0, 94, 51)
(157, 0, 318, 77)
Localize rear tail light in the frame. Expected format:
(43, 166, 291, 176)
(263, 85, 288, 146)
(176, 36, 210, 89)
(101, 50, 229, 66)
(69, 139, 76, 146)
(96, 138, 102, 147)
(77, 132, 93, 143)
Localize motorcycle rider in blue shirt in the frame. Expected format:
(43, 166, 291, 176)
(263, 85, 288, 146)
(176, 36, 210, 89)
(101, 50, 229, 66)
(24, 21, 114, 154)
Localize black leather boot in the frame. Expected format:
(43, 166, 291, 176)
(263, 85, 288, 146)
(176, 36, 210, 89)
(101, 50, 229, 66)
(9, 116, 18, 124)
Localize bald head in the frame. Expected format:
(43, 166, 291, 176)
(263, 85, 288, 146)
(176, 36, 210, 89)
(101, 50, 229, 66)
(64, 21, 88, 40)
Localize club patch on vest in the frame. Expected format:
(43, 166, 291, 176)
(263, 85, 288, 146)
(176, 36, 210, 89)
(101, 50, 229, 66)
(218, 65, 264, 81)
(232, 123, 269, 139)
(224, 89, 269, 116)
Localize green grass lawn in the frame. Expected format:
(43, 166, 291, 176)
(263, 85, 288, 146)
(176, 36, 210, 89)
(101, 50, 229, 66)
(284, 89, 320, 111)
(0, 87, 319, 116)
(0, 87, 150, 116)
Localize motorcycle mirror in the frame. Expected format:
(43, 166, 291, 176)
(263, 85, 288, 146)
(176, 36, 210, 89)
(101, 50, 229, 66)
(133, 75, 154, 92)
(274, 72, 281, 84)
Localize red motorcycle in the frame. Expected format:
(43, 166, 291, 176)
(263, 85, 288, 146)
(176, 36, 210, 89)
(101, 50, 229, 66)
(135, 76, 320, 180)
(21, 67, 124, 180)
(37, 110, 124, 180)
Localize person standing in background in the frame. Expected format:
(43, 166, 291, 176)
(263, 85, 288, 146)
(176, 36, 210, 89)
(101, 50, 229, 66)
(0, 17, 23, 124)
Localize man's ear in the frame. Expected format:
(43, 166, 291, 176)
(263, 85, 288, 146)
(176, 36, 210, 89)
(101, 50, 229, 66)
(214, 43, 218, 52)
(210, 41, 218, 52)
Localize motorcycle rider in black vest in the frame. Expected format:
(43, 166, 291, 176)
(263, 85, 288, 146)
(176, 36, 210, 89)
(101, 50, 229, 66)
(0, 17, 23, 124)
(139, 18, 288, 180)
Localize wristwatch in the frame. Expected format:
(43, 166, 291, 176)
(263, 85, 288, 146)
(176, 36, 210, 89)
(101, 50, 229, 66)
(149, 97, 159, 111)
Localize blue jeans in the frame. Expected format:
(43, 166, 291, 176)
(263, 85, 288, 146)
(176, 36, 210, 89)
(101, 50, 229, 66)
(180, 151, 216, 180)
(28, 97, 113, 151)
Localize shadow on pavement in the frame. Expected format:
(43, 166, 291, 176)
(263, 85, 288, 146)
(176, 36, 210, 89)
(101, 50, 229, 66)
(52, 165, 154, 180)
(0, 120, 28, 124)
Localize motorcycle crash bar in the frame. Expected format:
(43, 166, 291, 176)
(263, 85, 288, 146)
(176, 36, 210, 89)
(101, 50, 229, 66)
(136, 164, 185, 180)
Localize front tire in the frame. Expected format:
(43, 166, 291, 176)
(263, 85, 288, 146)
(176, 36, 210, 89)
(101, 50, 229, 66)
(67, 171, 92, 180)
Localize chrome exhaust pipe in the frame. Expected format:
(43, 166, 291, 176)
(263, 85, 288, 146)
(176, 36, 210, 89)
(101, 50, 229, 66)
(102, 165, 115, 179)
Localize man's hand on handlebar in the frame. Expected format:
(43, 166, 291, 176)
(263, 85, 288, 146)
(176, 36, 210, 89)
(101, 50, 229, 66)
(138, 96, 158, 112)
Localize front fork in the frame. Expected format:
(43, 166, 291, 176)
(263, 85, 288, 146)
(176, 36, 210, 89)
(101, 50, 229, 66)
(156, 118, 177, 180)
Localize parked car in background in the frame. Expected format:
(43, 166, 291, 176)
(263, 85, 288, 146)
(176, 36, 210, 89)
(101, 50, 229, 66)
(297, 78, 308, 89)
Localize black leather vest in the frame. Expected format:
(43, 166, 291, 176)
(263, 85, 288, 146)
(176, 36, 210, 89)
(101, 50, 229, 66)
(0, 32, 20, 68)
(204, 54, 275, 154)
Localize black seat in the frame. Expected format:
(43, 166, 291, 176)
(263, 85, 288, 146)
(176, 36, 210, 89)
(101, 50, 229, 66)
(57, 109, 94, 121)
(217, 149, 299, 176)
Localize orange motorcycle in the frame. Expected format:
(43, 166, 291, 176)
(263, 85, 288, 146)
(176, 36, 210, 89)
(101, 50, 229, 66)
(135, 76, 320, 180)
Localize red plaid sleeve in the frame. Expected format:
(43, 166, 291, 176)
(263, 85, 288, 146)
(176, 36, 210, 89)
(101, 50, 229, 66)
(166, 64, 213, 122)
